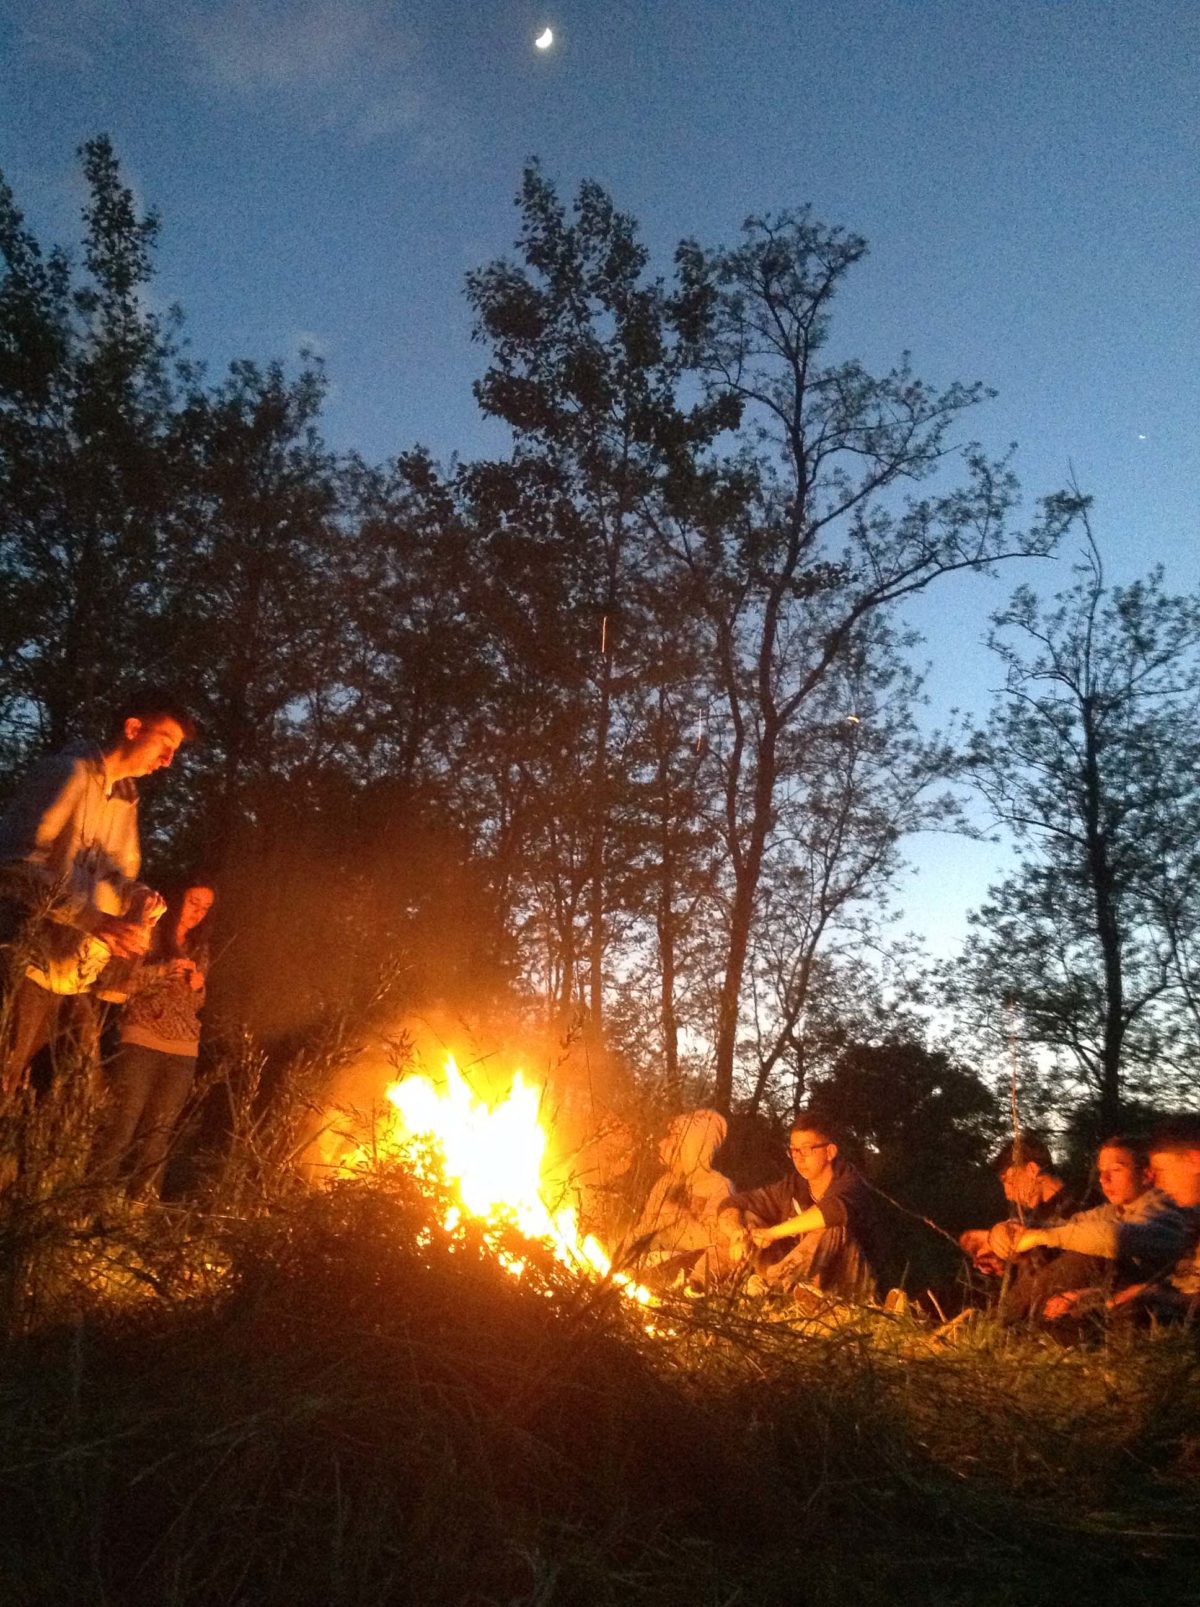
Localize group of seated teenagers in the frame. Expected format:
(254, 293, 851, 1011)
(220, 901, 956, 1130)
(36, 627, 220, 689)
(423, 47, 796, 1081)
(958, 1124, 1200, 1325)
(623, 1107, 1200, 1324)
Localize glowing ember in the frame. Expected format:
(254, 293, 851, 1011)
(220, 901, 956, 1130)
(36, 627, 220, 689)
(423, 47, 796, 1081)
(337, 1057, 654, 1308)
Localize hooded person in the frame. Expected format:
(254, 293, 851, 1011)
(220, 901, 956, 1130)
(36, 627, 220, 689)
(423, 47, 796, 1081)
(623, 1108, 733, 1287)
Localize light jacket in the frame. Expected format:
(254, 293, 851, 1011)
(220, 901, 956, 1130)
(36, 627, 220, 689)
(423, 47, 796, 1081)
(0, 742, 141, 993)
(1037, 1187, 1194, 1277)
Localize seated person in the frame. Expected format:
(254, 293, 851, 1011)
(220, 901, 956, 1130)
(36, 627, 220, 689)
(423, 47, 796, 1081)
(958, 1133, 1083, 1319)
(623, 1109, 733, 1287)
(718, 1114, 883, 1303)
(960, 1133, 1076, 1264)
(1013, 1135, 1195, 1322)
(1100, 1118, 1200, 1321)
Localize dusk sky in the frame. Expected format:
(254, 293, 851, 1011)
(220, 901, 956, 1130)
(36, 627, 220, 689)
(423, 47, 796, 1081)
(2, 0, 1197, 958)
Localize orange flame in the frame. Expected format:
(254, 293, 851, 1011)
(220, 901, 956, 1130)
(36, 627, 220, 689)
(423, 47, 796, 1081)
(334, 1057, 655, 1309)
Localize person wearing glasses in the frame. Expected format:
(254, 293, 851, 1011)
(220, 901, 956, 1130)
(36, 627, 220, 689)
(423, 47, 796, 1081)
(718, 1114, 883, 1303)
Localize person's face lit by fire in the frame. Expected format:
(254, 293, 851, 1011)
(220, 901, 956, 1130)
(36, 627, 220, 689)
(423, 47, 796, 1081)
(789, 1128, 836, 1188)
(117, 716, 187, 778)
(1149, 1148, 1200, 1209)
(1097, 1146, 1148, 1208)
(178, 886, 215, 935)
(999, 1160, 1046, 1210)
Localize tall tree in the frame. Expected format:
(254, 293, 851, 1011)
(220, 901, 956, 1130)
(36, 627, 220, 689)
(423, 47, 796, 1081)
(0, 137, 180, 767)
(954, 524, 1200, 1126)
(738, 614, 957, 1115)
(464, 165, 734, 1036)
(162, 357, 347, 855)
(658, 211, 1080, 1108)
(613, 654, 720, 1094)
(338, 449, 494, 804)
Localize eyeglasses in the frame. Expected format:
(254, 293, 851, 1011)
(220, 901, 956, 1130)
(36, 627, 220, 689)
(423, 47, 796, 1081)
(789, 1142, 831, 1158)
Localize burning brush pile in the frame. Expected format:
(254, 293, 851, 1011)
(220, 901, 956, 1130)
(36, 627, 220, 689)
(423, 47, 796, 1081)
(317, 1053, 657, 1317)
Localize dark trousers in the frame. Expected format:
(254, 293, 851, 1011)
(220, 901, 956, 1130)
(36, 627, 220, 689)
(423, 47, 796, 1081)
(1001, 1249, 1108, 1323)
(92, 1042, 196, 1199)
(1, 976, 99, 1097)
(761, 1226, 878, 1303)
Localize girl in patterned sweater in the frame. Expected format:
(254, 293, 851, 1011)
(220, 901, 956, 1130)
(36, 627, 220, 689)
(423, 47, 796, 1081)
(93, 881, 215, 1199)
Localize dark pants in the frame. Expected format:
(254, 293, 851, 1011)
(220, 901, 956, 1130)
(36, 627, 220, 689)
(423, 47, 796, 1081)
(1, 976, 99, 1098)
(92, 1042, 196, 1199)
(1001, 1249, 1107, 1323)
(761, 1226, 878, 1303)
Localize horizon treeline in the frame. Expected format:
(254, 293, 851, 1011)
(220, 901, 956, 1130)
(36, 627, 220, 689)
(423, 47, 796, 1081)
(3, 137, 1199, 1132)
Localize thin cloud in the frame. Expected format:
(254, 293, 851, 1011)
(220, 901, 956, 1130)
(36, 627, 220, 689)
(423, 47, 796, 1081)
(15, 0, 452, 152)
(179, 0, 435, 146)
(185, 0, 396, 92)
(16, 0, 126, 72)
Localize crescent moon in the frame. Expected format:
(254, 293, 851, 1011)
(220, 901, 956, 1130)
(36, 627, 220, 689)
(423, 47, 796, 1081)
(534, 26, 554, 49)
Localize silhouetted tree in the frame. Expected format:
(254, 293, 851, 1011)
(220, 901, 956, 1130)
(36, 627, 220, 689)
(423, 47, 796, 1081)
(0, 137, 181, 768)
(806, 1036, 1002, 1282)
(464, 165, 734, 1037)
(162, 357, 348, 857)
(656, 210, 1082, 1108)
(954, 521, 1200, 1126)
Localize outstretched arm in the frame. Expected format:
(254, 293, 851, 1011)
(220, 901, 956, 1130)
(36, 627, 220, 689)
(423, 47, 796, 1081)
(750, 1205, 825, 1247)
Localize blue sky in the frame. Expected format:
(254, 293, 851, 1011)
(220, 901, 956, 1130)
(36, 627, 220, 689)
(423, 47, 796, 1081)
(2, 0, 1197, 956)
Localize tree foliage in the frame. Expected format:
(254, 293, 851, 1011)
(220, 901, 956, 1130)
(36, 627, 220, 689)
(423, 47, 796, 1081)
(653, 210, 1081, 1107)
(1, 139, 1097, 1126)
(0, 137, 180, 762)
(954, 520, 1200, 1125)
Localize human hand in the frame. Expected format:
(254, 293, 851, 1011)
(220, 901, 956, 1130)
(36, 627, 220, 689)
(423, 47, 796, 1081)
(750, 1226, 777, 1251)
(95, 917, 151, 959)
(1107, 1282, 1147, 1311)
(986, 1220, 1025, 1262)
(959, 1229, 1003, 1275)
(127, 885, 168, 925)
(726, 1226, 749, 1264)
(1043, 1291, 1080, 1321)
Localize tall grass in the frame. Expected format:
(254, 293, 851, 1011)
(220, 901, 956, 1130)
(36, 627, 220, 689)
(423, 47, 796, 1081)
(0, 1026, 1197, 1605)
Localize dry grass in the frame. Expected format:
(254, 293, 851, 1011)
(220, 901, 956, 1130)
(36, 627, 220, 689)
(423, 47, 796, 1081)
(0, 1028, 1197, 1605)
(0, 1169, 1196, 1606)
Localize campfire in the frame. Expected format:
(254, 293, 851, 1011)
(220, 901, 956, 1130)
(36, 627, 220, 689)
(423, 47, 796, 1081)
(329, 1056, 655, 1310)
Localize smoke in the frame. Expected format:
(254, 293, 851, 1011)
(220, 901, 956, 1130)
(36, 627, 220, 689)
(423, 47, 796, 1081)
(198, 799, 511, 1044)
